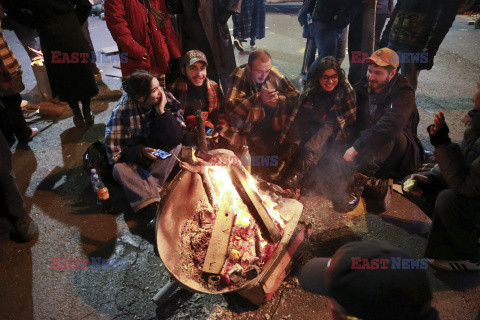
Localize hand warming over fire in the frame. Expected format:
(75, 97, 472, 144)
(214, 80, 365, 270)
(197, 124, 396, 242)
(429, 111, 446, 135)
(343, 146, 358, 162)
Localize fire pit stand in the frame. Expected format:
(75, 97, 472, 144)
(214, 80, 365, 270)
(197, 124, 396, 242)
(151, 150, 309, 306)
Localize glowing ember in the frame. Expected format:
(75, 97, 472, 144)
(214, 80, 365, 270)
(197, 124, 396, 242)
(29, 47, 44, 67)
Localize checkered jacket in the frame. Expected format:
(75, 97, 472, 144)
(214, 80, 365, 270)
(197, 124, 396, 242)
(168, 76, 225, 125)
(105, 91, 184, 164)
(0, 27, 23, 95)
(222, 64, 299, 149)
(279, 79, 357, 145)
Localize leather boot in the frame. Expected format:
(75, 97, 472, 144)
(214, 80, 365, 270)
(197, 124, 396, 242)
(72, 107, 85, 128)
(268, 143, 298, 182)
(333, 173, 369, 213)
(282, 148, 315, 189)
(82, 103, 94, 126)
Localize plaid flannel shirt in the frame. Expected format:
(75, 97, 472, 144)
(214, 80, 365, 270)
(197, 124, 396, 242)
(168, 76, 225, 125)
(279, 79, 357, 145)
(0, 27, 21, 77)
(222, 64, 299, 149)
(105, 91, 184, 164)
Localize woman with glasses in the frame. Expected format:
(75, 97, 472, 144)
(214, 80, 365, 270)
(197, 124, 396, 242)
(271, 56, 357, 189)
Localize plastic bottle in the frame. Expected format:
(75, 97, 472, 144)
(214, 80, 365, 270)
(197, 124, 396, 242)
(96, 183, 113, 212)
(91, 169, 101, 191)
(90, 169, 102, 204)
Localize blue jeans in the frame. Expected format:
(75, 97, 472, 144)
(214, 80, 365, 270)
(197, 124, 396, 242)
(304, 22, 347, 81)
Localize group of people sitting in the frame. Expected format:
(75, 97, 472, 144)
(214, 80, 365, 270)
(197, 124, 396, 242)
(104, 45, 480, 274)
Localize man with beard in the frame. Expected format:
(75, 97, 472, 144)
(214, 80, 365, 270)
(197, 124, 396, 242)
(337, 48, 423, 213)
(223, 50, 299, 159)
(105, 70, 185, 222)
(169, 50, 225, 147)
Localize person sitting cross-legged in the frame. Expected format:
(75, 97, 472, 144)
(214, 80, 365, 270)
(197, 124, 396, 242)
(105, 70, 185, 221)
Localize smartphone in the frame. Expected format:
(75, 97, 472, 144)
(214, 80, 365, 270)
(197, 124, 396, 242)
(151, 149, 172, 159)
(206, 127, 214, 135)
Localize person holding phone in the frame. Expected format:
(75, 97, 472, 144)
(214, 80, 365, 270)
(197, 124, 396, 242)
(105, 70, 185, 221)
(223, 50, 299, 159)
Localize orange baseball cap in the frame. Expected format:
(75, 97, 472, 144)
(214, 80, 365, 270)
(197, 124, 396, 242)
(366, 48, 399, 69)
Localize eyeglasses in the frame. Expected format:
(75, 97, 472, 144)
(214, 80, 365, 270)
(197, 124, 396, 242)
(320, 74, 339, 82)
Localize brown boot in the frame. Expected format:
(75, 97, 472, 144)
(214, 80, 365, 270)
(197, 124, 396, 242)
(332, 173, 369, 213)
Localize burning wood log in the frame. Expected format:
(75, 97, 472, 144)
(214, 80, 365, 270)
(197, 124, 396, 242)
(199, 169, 218, 211)
(202, 191, 235, 274)
(196, 109, 208, 153)
(229, 166, 282, 243)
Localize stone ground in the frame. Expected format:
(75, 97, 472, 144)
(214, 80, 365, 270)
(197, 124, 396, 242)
(0, 3, 480, 320)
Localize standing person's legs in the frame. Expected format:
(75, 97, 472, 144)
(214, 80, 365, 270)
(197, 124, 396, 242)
(347, 6, 364, 85)
(67, 100, 85, 128)
(304, 22, 341, 81)
(0, 131, 37, 241)
(401, 62, 419, 91)
(1, 94, 33, 143)
(336, 27, 348, 66)
(374, 13, 389, 50)
(301, 37, 317, 75)
(425, 189, 480, 262)
(80, 98, 94, 125)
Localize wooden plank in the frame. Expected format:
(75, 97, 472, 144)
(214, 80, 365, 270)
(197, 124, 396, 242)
(229, 166, 282, 243)
(202, 192, 235, 274)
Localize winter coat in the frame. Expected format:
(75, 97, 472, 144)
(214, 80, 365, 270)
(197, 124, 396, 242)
(311, 0, 363, 29)
(167, 0, 241, 90)
(104, 0, 181, 77)
(0, 0, 98, 102)
(353, 73, 424, 176)
(380, 0, 461, 56)
(431, 110, 480, 198)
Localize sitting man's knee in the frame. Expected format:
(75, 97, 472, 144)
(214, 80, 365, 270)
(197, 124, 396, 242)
(435, 189, 457, 215)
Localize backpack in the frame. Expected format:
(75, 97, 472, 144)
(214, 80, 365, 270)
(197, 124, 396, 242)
(83, 140, 113, 182)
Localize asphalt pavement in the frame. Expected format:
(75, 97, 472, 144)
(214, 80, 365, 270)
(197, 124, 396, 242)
(0, 3, 479, 320)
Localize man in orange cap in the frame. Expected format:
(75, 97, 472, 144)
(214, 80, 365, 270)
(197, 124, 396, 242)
(332, 48, 423, 213)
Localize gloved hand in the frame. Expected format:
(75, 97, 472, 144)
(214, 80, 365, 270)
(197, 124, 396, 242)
(428, 124, 450, 146)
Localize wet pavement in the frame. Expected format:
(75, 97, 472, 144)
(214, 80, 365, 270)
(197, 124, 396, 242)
(1, 3, 480, 320)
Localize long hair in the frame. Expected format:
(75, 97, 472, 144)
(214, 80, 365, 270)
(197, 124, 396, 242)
(122, 69, 157, 102)
(302, 56, 346, 100)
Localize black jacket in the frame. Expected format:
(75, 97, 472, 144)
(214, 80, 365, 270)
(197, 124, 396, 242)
(311, 0, 362, 29)
(380, 0, 461, 56)
(353, 74, 423, 175)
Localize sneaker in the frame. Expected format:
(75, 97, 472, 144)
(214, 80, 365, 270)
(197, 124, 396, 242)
(428, 259, 480, 272)
(13, 217, 39, 242)
(234, 39, 244, 52)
